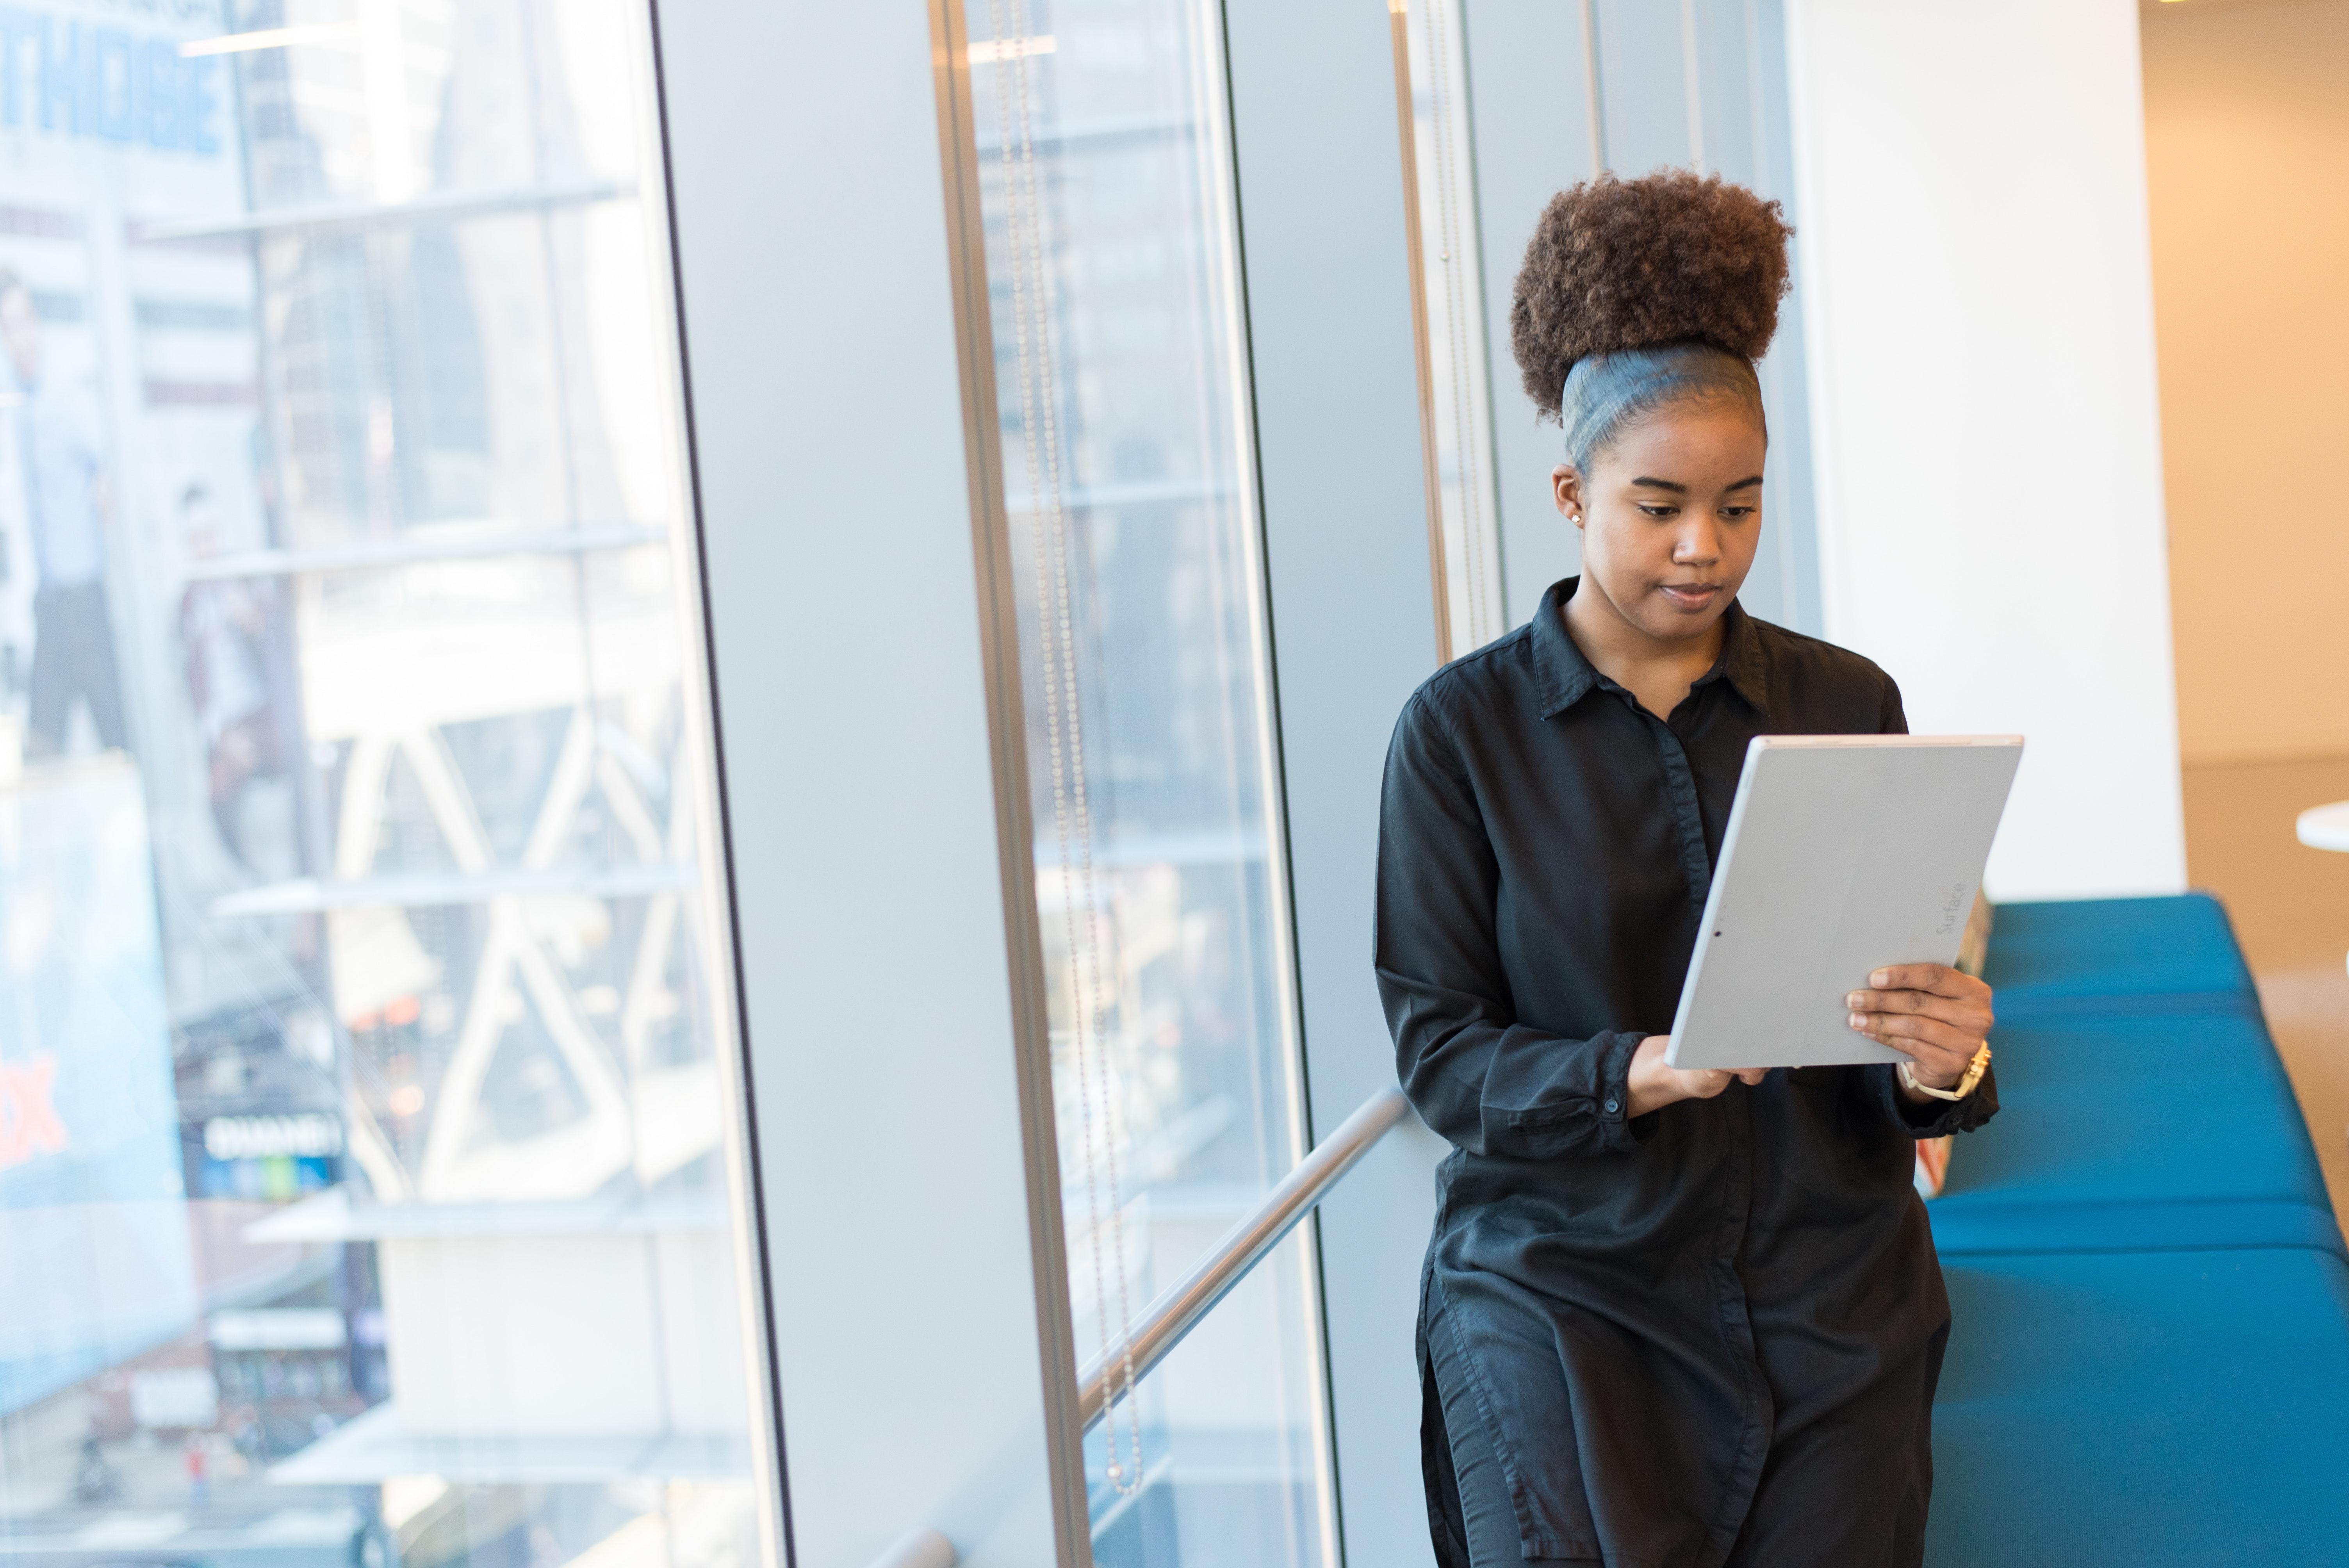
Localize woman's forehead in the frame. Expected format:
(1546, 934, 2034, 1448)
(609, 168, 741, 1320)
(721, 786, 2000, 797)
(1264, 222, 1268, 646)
(1597, 403, 1767, 477)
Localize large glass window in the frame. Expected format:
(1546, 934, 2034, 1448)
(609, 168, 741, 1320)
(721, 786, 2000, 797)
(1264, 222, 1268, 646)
(964, 2, 1335, 1561)
(0, 9, 770, 1568)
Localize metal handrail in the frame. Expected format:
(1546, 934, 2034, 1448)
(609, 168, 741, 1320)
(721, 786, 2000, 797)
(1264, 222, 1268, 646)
(1076, 1085, 1412, 1430)
(868, 1529, 955, 1568)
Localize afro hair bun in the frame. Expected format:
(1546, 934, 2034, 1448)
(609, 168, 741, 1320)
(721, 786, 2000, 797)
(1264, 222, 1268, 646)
(1510, 170, 1792, 422)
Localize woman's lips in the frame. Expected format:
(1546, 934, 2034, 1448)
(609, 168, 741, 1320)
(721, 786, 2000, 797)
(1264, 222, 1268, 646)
(1659, 583, 1721, 608)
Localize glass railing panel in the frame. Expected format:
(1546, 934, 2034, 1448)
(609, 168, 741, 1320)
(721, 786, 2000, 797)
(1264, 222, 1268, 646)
(1080, 1229, 1332, 1563)
(0, 8, 771, 1568)
(961, 0, 1337, 1558)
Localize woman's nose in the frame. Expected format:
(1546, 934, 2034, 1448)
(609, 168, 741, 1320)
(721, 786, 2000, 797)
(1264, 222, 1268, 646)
(1672, 521, 1722, 565)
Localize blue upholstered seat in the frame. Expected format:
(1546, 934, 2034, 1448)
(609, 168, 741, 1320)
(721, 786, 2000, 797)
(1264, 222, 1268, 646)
(1928, 896, 2342, 1260)
(1927, 1009, 2340, 1259)
(1982, 892, 2253, 1014)
(1929, 1248, 2349, 1566)
(1926, 894, 2349, 1565)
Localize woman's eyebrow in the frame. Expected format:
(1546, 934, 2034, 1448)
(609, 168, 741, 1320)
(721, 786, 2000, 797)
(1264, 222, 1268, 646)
(1629, 476, 1688, 492)
(1726, 474, 1764, 490)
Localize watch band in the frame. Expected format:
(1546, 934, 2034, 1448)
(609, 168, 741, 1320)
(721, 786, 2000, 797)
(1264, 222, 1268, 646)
(1900, 1042, 1992, 1102)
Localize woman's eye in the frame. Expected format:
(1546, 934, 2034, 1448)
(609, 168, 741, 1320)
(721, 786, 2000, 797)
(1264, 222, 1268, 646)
(1722, 506, 1757, 520)
(1638, 504, 1676, 518)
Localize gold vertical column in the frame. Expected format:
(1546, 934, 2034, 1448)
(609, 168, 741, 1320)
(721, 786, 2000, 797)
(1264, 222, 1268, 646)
(1388, 0, 1455, 666)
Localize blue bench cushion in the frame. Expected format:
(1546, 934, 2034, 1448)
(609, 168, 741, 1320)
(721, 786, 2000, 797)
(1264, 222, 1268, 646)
(1984, 893, 2253, 1014)
(1930, 1197, 2344, 1259)
(1931, 1248, 2349, 1566)
(1930, 1009, 2339, 1256)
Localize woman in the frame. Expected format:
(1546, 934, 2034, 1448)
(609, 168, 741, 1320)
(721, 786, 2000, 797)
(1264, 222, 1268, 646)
(1376, 171, 1998, 1568)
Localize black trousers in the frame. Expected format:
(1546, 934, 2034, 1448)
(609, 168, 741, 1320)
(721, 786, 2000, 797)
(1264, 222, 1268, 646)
(1429, 1315, 1930, 1567)
(27, 580, 129, 754)
(1429, 1309, 1534, 1564)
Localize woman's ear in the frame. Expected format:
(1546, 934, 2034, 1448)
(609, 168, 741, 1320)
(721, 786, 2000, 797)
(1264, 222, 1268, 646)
(1552, 465, 1588, 530)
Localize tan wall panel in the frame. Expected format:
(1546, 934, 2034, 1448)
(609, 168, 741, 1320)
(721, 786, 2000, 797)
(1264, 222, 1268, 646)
(2144, 0, 2349, 762)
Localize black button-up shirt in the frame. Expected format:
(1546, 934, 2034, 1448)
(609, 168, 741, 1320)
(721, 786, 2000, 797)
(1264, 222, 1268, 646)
(1376, 579, 1997, 1568)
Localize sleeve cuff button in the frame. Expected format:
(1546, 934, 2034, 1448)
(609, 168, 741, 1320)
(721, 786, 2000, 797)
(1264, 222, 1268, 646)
(1603, 1098, 1621, 1115)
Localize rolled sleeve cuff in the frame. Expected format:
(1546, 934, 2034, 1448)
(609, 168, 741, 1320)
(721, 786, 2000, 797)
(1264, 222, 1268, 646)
(1875, 1062, 1998, 1139)
(1594, 1031, 1656, 1151)
(1475, 1030, 1662, 1159)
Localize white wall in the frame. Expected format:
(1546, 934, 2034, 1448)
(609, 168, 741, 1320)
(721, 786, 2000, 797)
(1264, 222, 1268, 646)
(1784, 0, 2187, 900)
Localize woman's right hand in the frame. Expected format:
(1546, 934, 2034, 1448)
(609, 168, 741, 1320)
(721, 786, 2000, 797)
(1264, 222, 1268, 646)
(1625, 1034, 1768, 1116)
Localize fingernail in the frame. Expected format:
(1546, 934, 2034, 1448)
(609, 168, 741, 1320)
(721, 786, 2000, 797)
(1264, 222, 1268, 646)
(1870, 970, 1890, 987)
(1848, 1012, 1866, 1029)
(1845, 991, 1864, 1009)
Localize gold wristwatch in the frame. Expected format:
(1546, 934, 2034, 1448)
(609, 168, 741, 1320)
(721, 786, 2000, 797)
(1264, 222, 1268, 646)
(1899, 1042, 1992, 1102)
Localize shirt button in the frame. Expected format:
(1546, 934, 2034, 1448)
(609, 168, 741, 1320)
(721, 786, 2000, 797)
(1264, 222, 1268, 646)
(1604, 1098, 1621, 1115)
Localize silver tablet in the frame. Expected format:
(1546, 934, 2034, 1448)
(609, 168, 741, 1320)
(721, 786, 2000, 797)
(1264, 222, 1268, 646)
(1665, 734, 2024, 1071)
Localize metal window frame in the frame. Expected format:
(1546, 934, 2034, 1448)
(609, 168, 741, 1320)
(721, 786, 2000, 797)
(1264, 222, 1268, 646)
(1221, 5, 1457, 1565)
(649, 0, 1087, 1562)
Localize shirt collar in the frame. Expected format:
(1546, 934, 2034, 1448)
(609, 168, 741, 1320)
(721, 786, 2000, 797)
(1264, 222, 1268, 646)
(1531, 576, 1771, 720)
(1530, 577, 1600, 718)
(1711, 600, 1772, 716)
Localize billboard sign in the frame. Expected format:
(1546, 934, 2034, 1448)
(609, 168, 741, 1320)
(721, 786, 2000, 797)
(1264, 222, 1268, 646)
(0, 753, 196, 1415)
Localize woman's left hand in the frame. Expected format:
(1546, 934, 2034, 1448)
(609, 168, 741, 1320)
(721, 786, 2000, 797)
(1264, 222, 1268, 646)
(1845, 964, 1994, 1096)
